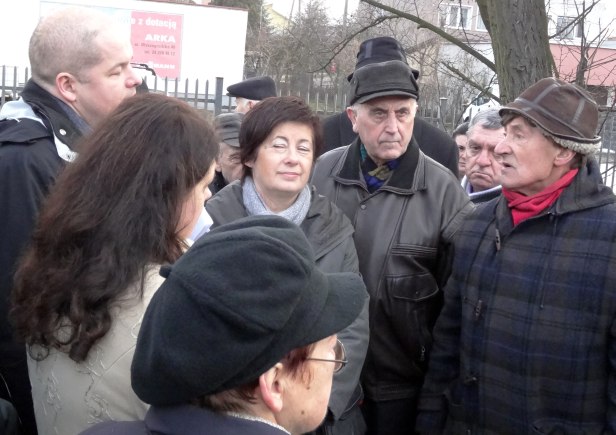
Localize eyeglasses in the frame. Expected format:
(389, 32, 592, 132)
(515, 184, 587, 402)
(305, 339, 347, 373)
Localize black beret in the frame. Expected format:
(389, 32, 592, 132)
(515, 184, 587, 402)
(349, 60, 419, 106)
(131, 215, 367, 406)
(226, 76, 277, 101)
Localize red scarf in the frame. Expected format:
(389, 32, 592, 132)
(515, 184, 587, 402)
(502, 169, 578, 226)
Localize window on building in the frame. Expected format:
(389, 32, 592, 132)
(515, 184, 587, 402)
(556, 15, 583, 39)
(440, 4, 472, 29)
(476, 13, 487, 32)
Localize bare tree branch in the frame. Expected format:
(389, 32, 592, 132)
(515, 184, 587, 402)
(360, 0, 496, 71)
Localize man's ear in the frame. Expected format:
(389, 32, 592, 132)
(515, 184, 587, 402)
(215, 147, 223, 172)
(258, 363, 284, 413)
(346, 107, 359, 133)
(55, 72, 78, 103)
(247, 100, 256, 112)
(554, 146, 576, 167)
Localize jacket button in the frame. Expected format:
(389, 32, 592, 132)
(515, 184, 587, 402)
(463, 374, 478, 385)
(360, 204, 367, 210)
(59, 128, 67, 136)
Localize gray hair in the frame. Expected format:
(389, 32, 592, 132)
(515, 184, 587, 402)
(467, 108, 503, 136)
(29, 7, 119, 87)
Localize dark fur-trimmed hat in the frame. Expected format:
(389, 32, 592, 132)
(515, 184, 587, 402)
(348, 36, 420, 81)
(131, 215, 367, 406)
(500, 77, 601, 154)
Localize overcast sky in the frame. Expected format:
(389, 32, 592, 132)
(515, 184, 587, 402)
(269, 0, 360, 23)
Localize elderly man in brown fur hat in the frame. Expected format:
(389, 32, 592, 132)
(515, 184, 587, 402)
(417, 78, 616, 434)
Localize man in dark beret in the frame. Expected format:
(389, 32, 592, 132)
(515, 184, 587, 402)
(417, 78, 616, 434)
(227, 76, 277, 114)
(321, 36, 458, 175)
(311, 59, 473, 435)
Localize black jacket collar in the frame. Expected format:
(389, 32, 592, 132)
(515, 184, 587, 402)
(20, 79, 84, 148)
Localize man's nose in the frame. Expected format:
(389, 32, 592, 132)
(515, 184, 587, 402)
(127, 65, 143, 88)
(383, 111, 398, 131)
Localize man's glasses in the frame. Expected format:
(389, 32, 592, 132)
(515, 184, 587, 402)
(305, 339, 347, 373)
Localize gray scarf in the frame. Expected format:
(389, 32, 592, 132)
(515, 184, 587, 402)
(242, 176, 311, 226)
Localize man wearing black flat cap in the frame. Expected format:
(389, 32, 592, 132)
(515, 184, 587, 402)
(418, 78, 616, 434)
(311, 59, 472, 434)
(321, 36, 458, 175)
(227, 76, 277, 114)
(82, 215, 369, 435)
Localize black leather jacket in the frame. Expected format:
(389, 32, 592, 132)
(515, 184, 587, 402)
(312, 138, 473, 402)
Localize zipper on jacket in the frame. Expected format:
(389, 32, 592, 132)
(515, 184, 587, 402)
(474, 299, 484, 321)
(495, 229, 501, 251)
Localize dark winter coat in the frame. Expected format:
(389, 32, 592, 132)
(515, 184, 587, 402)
(417, 159, 616, 434)
(81, 405, 288, 435)
(321, 112, 458, 176)
(0, 80, 84, 433)
(311, 138, 473, 403)
(206, 182, 370, 433)
(0, 80, 82, 344)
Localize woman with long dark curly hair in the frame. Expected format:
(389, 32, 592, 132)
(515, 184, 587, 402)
(10, 93, 219, 435)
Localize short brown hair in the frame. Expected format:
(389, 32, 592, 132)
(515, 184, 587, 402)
(239, 96, 324, 179)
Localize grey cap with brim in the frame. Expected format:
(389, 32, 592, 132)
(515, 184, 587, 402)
(349, 60, 419, 106)
(214, 112, 244, 147)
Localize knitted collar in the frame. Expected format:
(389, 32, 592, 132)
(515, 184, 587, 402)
(242, 176, 311, 226)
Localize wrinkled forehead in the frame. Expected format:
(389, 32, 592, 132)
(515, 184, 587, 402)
(468, 125, 505, 149)
(360, 95, 417, 110)
(502, 114, 539, 136)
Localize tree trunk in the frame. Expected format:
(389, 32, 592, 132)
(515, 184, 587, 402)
(476, 0, 554, 103)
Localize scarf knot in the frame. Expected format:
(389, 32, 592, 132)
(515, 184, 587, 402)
(502, 169, 578, 226)
(360, 144, 401, 193)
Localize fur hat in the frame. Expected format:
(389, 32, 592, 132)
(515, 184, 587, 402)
(500, 77, 601, 155)
(226, 76, 277, 101)
(131, 215, 367, 406)
(348, 36, 419, 81)
(349, 60, 419, 106)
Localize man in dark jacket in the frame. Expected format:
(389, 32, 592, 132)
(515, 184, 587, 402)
(417, 78, 616, 434)
(321, 36, 458, 175)
(0, 8, 141, 434)
(311, 59, 472, 435)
